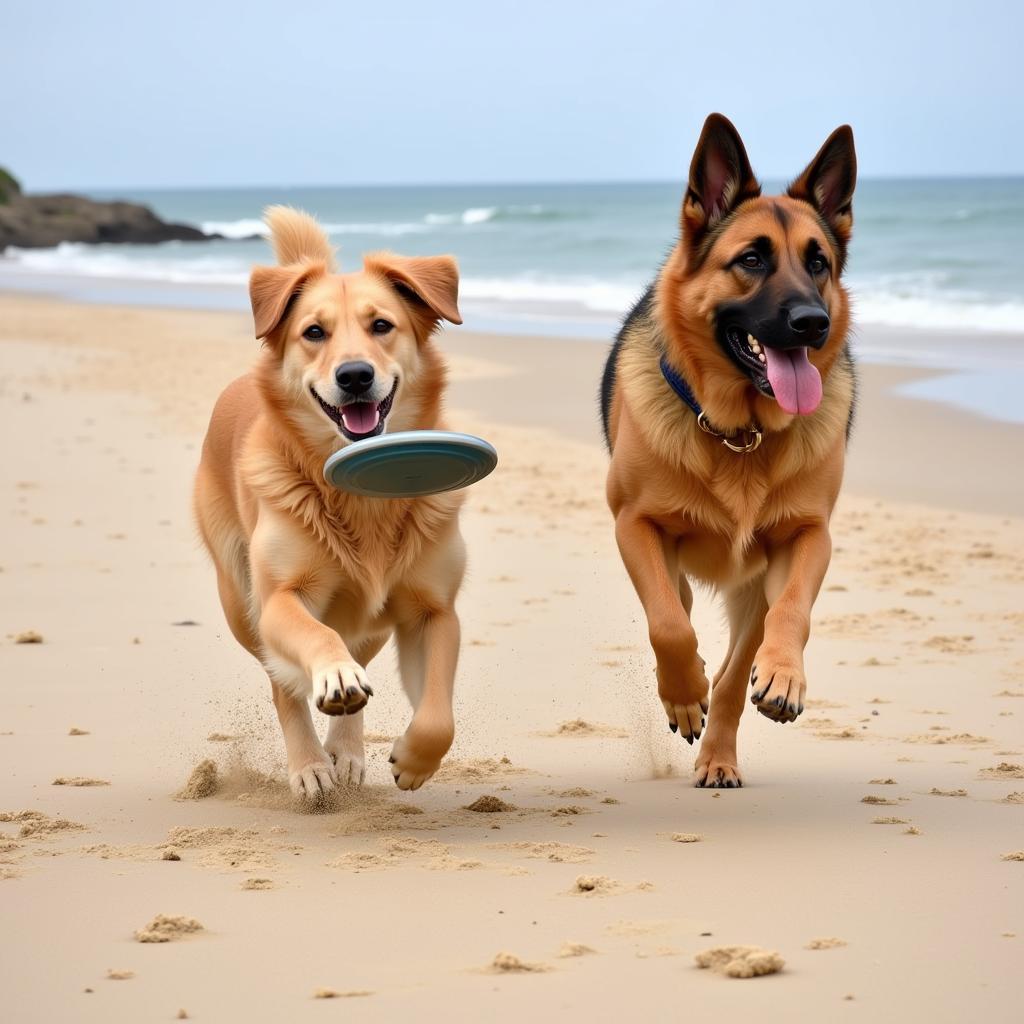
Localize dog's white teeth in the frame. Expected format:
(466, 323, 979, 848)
(758, 352, 766, 363)
(746, 333, 762, 354)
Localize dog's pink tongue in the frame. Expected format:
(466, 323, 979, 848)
(763, 346, 823, 415)
(341, 403, 380, 435)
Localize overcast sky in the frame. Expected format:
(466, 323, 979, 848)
(3, 0, 1021, 190)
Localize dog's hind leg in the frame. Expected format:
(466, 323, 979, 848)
(694, 581, 767, 788)
(324, 632, 389, 786)
(389, 610, 460, 791)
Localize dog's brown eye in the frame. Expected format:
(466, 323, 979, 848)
(809, 255, 828, 275)
(371, 319, 394, 336)
(739, 252, 764, 270)
(303, 325, 326, 342)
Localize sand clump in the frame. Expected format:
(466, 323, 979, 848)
(1001, 851, 1024, 862)
(134, 914, 204, 943)
(1001, 792, 1024, 804)
(930, 788, 968, 797)
(806, 937, 848, 950)
(861, 795, 900, 806)
(903, 732, 988, 746)
(872, 816, 911, 825)
(3, 811, 86, 839)
(105, 969, 135, 981)
(162, 825, 278, 871)
(670, 832, 702, 843)
(545, 719, 628, 739)
(13, 630, 43, 644)
(177, 759, 219, 800)
(52, 777, 109, 787)
(573, 874, 629, 895)
(695, 945, 784, 978)
(869, 778, 898, 785)
(242, 877, 274, 890)
(464, 795, 517, 813)
(433, 757, 528, 783)
(313, 988, 373, 999)
(558, 942, 597, 958)
(67, 727, 89, 736)
(980, 762, 1024, 779)
(491, 841, 594, 863)
(488, 952, 549, 974)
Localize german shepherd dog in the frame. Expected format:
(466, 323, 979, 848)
(601, 114, 857, 787)
(194, 208, 466, 801)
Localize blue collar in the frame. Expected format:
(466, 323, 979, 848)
(658, 354, 764, 454)
(659, 355, 703, 418)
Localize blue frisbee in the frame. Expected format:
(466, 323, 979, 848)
(323, 430, 498, 498)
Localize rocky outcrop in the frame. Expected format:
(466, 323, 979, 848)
(0, 167, 215, 251)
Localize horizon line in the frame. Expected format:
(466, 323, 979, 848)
(14, 172, 1024, 194)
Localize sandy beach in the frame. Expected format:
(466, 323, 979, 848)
(1, 291, 1021, 1022)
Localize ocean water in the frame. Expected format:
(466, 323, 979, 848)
(3, 179, 1024, 370)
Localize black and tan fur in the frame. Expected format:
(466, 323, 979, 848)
(602, 114, 858, 787)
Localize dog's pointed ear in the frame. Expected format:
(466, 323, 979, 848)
(682, 113, 761, 250)
(249, 262, 325, 340)
(365, 252, 462, 329)
(788, 125, 857, 247)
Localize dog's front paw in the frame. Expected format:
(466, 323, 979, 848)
(750, 647, 805, 724)
(288, 750, 337, 802)
(388, 722, 453, 791)
(657, 658, 710, 745)
(311, 660, 373, 716)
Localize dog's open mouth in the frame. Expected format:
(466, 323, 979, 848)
(722, 327, 822, 416)
(311, 378, 398, 441)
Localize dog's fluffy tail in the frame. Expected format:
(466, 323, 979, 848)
(263, 205, 337, 269)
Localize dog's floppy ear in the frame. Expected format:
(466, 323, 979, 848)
(364, 252, 463, 330)
(249, 262, 325, 340)
(682, 113, 761, 251)
(787, 125, 857, 251)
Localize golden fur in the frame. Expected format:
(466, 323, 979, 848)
(604, 115, 858, 787)
(194, 207, 466, 799)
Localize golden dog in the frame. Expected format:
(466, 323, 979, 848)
(601, 114, 857, 787)
(194, 207, 466, 800)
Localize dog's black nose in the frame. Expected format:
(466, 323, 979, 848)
(787, 305, 830, 346)
(335, 361, 375, 396)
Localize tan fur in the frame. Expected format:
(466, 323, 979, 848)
(605, 116, 857, 787)
(194, 206, 466, 799)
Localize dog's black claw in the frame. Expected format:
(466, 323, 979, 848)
(700, 701, 709, 714)
(362, 683, 374, 697)
(685, 734, 694, 746)
(388, 755, 396, 764)
(797, 703, 804, 716)
(669, 722, 678, 733)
